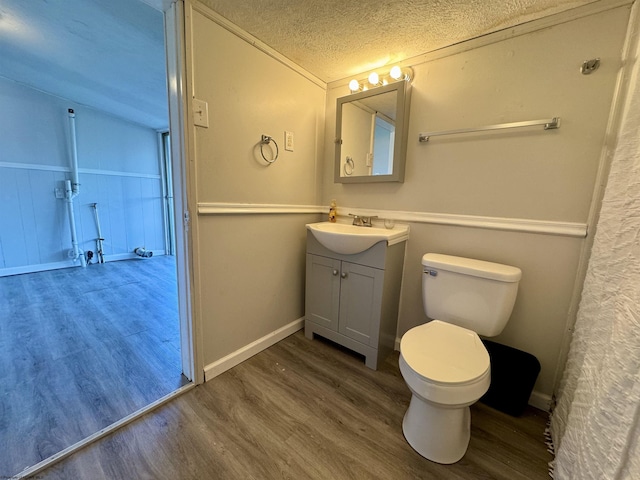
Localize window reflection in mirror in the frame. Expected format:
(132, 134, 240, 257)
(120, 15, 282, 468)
(335, 81, 410, 183)
(373, 115, 395, 175)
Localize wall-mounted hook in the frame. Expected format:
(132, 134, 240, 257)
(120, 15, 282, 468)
(581, 58, 600, 75)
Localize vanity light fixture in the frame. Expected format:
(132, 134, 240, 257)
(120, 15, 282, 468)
(349, 66, 413, 93)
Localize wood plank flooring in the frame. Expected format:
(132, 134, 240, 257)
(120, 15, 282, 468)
(38, 331, 553, 480)
(0, 257, 185, 478)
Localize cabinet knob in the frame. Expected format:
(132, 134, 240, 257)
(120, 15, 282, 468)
(341, 272, 348, 279)
(332, 269, 339, 276)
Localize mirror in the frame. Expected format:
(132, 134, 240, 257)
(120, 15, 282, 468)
(335, 80, 411, 183)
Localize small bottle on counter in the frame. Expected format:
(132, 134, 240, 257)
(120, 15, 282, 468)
(329, 199, 337, 222)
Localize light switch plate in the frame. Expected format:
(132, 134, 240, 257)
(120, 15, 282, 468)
(366, 152, 373, 167)
(285, 131, 294, 151)
(192, 98, 209, 127)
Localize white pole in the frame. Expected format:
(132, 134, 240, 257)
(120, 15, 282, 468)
(91, 203, 105, 263)
(65, 108, 85, 267)
(68, 109, 80, 196)
(65, 180, 86, 267)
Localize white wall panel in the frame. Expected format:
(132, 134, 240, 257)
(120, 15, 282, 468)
(75, 110, 160, 174)
(141, 177, 165, 249)
(30, 170, 67, 264)
(103, 176, 128, 255)
(123, 177, 146, 251)
(0, 169, 28, 267)
(0, 231, 4, 268)
(0, 80, 67, 167)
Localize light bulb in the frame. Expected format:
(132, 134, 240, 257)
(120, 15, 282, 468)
(348, 79, 360, 92)
(390, 66, 402, 80)
(368, 72, 379, 85)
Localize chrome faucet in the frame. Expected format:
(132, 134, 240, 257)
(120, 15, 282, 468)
(349, 214, 378, 227)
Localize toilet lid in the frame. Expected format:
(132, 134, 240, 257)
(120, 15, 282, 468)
(401, 320, 490, 385)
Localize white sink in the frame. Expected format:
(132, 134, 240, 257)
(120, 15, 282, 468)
(306, 222, 409, 255)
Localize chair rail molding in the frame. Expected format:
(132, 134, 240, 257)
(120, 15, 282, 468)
(196, 202, 587, 238)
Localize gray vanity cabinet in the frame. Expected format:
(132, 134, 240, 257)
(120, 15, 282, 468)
(304, 231, 406, 369)
(306, 255, 384, 345)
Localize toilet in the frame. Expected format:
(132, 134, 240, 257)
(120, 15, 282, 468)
(399, 253, 522, 464)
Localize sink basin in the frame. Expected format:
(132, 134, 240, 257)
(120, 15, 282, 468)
(306, 222, 409, 255)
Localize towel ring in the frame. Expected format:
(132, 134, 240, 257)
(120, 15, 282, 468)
(344, 156, 354, 175)
(260, 135, 279, 164)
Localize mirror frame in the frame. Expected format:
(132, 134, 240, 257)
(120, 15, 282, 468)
(334, 80, 412, 183)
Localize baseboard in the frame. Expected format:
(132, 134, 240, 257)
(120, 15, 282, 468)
(394, 336, 552, 412)
(528, 390, 552, 412)
(204, 317, 304, 382)
(102, 250, 166, 263)
(0, 260, 79, 277)
(0, 251, 168, 276)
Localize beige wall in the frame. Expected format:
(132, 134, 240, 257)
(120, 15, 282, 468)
(186, 4, 325, 365)
(189, 10, 324, 206)
(322, 5, 632, 398)
(197, 214, 320, 364)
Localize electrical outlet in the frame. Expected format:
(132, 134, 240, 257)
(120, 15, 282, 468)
(192, 98, 209, 127)
(55, 187, 64, 199)
(285, 131, 294, 152)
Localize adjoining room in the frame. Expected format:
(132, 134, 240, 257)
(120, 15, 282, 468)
(0, 1, 190, 476)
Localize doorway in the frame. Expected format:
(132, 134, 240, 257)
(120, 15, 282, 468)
(0, 0, 195, 476)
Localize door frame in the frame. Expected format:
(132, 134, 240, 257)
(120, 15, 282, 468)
(165, 0, 203, 384)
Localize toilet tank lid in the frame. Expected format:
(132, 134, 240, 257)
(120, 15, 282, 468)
(422, 253, 522, 282)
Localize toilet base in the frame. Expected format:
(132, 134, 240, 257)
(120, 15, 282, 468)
(402, 394, 471, 464)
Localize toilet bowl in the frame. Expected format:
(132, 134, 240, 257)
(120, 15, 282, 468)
(400, 320, 490, 464)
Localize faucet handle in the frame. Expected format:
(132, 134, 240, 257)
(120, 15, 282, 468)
(362, 215, 378, 227)
(348, 213, 364, 226)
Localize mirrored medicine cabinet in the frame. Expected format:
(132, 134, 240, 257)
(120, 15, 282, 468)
(334, 80, 412, 183)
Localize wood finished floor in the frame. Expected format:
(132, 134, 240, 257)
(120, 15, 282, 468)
(38, 331, 553, 480)
(0, 256, 185, 478)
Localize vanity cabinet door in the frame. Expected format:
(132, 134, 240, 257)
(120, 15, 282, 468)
(305, 254, 341, 332)
(338, 262, 384, 346)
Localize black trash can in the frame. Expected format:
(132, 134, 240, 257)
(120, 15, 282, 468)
(480, 339, 541, 416)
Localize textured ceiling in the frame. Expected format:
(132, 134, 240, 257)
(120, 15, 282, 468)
(0, 0, 599, 130)
(199, 0, 597, 83)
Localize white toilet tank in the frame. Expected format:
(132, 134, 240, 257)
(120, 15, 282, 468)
(422, 253, 522, 337)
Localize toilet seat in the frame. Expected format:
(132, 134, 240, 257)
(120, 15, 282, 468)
(401, 320, 490, 385)
(399, 320, 491, 406)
